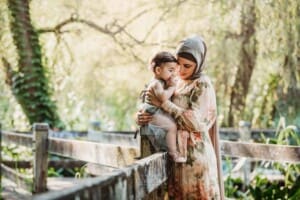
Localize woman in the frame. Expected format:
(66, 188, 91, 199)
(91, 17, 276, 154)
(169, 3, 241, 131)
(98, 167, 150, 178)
(137, 36, 225, 199)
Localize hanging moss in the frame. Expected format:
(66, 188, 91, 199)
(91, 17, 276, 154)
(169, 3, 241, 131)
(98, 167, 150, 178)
(6, 0, 64, 129)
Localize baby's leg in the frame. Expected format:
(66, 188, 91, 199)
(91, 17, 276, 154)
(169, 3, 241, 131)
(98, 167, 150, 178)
(151, 113, 177, 153)
(151, 114, 186, 162)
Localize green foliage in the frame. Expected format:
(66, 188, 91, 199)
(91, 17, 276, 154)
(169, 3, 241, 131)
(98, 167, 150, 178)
(0, 0, 299, 130)
(225, 176, 245, 199)
(47, 167, 83, 178)
(74, 165, 89, 179)
(2, 145, 88, 181)
(259, 121, 300, 199)
(225, 124, 300, 199)
(4, 0, 64, 129)
(246, 0, 300, 128)
(249, 175, 300, 200)
(101, 81, 140, 130)
(2, 143, 32, 162)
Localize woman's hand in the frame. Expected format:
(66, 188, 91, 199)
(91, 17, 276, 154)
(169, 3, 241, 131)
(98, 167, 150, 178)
(135, 110, 153, 126)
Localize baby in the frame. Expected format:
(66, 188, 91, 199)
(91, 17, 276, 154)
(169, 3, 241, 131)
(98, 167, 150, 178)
(140, 51, 186, 163)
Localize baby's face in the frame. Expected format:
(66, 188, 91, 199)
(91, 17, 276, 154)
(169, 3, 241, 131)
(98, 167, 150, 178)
(155, 62, 177, 82)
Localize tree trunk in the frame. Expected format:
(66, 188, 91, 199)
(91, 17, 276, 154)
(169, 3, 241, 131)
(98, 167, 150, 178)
(4, 0, 64, 129)
(228, 0, 257, 126)
(275, 1, 300, 122)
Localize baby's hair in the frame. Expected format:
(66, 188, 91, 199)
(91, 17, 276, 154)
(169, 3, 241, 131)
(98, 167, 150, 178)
(149, 51, 177, 71)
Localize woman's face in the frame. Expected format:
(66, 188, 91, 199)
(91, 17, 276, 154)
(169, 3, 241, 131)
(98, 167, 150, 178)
(177, 56, 197, 80)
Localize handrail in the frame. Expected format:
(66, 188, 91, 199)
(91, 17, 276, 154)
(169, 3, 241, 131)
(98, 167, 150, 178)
(2, 131, 299, 163)
(33, 139, 300, 199)
(48, 137, 139, 168)
(2, 131, 32, 147)
(1, 128, 300, 199)
(221, 141, 300, 163)
(33, 153, 168, 200)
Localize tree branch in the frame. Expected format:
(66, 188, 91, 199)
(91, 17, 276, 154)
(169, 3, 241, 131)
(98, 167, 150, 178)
(37, 1, 188, 46)
(37, 16, 112, 35)
(114, 0, 188, 45)
(111, 36, 146, 65)
(36, 1, 188, 65)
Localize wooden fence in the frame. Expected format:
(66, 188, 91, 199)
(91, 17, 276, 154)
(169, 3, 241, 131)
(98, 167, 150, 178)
(1, 123, 299, 199)
(0, 123, 139, 195)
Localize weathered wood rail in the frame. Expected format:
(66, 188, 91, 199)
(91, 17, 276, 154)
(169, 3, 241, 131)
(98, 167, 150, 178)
(33, 141, 300, 200)
(2, 131, 139, 168)
(34, 153, 168, 200)
(1, 124, 50, 194)
(0, 123, 140, 195)
(1, 124, 300, 199)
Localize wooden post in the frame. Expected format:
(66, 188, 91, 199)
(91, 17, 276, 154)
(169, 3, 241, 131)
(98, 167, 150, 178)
(239, 121, 251, 141)
(140, 134, 166, 199)
(33, 123, 49, 193)
(141, 135, 156, 158)
(238, 120, 251, 188)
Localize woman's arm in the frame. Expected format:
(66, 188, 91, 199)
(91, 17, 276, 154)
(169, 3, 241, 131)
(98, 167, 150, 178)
(161, 78, 217, 132)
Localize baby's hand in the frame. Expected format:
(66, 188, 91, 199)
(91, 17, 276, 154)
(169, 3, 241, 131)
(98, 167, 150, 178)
(167, 76, 177, 87)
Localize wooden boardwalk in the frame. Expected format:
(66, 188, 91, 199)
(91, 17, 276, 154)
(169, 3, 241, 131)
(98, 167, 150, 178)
(2, 178, 31, 200)
(2, 177, 91, 200)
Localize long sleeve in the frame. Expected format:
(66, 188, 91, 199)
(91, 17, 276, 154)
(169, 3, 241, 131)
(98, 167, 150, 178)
(161, 76, 217, 132)
(201, 77, 217, 130)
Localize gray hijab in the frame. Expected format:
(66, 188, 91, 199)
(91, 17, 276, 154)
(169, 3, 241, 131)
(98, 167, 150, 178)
(176, 36, 207, 80)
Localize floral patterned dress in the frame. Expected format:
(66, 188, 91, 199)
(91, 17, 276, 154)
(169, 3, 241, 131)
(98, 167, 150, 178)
(161, 75, 222, 200)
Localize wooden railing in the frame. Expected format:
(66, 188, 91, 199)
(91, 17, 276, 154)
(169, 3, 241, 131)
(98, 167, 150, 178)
(34, 152, 168, 200)
(1, 124, 299, 199)
(0, 123, 139, 195)
(33, 141, 300, 200)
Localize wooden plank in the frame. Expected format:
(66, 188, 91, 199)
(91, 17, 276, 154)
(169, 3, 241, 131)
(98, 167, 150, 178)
(134, 152, 168, 199)
(2, 131, 33, 147)
(33, 123, 49, 193)
(33, 170, 127, 200)
(140, 135, 156, 158)
(1, 177, 32, 200)
(140, 135, 166, 200)
(1, 164, 33, 192)
(87, 130, 139, 147)
(1, 129, 278, 147)
(219, 128, 277, 141)
(2, 161, 32, 168)
(2, 160, 86, 169)
(32, 140, 300, 199)
(48, 138, 139, 168)
(32, 152, 167, 200)
(85, 163, 116, 176)
(47, 177, 91, 191)
(221, 141, 300, 163)
(2, 129, 298, 164)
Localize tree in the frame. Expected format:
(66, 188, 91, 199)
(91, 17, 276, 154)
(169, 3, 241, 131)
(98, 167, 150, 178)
(274, 0, 300, 125)
(228, 0, 257, 126)
(3, 0, 64, 129)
